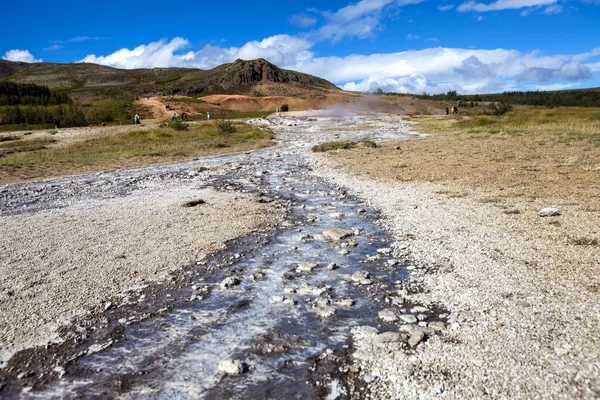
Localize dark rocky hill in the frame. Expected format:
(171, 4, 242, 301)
(0, 58, 339, 98)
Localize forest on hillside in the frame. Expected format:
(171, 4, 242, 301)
(0, 82, 72, 106)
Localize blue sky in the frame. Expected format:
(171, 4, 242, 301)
(1, 0, 599, 94)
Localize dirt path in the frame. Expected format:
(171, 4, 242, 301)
(136, 97, 172, 123)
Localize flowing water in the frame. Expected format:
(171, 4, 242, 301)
(11, 115, 426, 399)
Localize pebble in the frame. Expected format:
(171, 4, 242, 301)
(220, 276, 240, 288)
(400, 314, 418, 324)
(429, 321, 446, 331)
(538, 207, 560, 217)
(296, 262, 318, 273)
(322, 228, 354, 241)
(317, 306, 337, 318)
(408, 330, 425, 347)
(379, 308, 399, 322)
(218, 360, 245, 375)
(352, 271, 370, 282)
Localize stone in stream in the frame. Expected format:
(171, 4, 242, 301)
(317, 306, 337, 318)
(336, 299, 355, 307)
(270, 295, 285, 303)
(378, 308, 399, 322)
(411, 306, 429, 313)
(326, 262, 338, 271)
(351, 271, 370, 282)
(408, 330, 426, 347)
(399, 314, 418, 324)
(296, 262, 318, 273)
(329, 212, 344, 220)
(218, 359, 245, 375)
(322, 228, 354, 241)
(221, 277, 240, 288)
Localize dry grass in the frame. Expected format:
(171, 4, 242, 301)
(0, 122, 273, 184)
(324, 108, 600, 207)
(321, 107, 600, 262)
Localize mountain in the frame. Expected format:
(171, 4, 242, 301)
(0, 58, 339, 99)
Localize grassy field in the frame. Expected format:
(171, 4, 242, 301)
(320, 107, 600, 210)
(0, 122, 273, 184)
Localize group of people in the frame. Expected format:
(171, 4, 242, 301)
(445, 105, 459, 115)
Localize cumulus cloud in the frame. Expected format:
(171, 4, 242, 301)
(2, 49, 42, 63)
(78, 35, 597, 94)
(79, 35, 314, 71)
(515, 63, 593, 82)
(458, 0, 556, 12)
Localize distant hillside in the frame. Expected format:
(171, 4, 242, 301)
(0, 58, 339, 99)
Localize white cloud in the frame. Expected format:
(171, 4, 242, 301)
(438, 4, 455, 10)
(69, 36, 104, 42)
(544, 4, 562, 13)
(77, 32, 598, 95)
(43, 44, 63, 52)
(290, 14, 318, 27)
(2, 49, 42, 63)
(407, 34, 420, 39)
(458, 0, 556, 12)
(79, 35, 314, 71)
(309, 0, 425, 42)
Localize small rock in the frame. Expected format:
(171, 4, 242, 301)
(400, 314, 418, 324)
(377, 248, 392, 254)
(329, 212, 344, 220)
(218, 359, 245, 375)
(538, 207, 560, 217)
(104, 302, 112, 311)
(428, 321, 446, 331)
(17, 370, 35, 379)
(408, 330, 425, 347)
(351, 271, 370, 282)
(379, 308, 399, 322)
(322, 228, 354, 241)
(317, 306, 337, 318)
(412, 306, 429, 313)
(221, 277, 240, 288)
(337, 299, 355, 307)
(271, 295, 285, 303)
(326, 263, 338, 271)
(296, 262, 318, 273)
(376, 331, 407, 343)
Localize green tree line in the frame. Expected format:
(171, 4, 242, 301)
(416, 89, 600, 108)
(1, 104, 87, 127)
(0, 82, 72, 106)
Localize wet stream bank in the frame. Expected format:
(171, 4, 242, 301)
(1, 115, 445, 399)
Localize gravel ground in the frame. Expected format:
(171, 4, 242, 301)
(312, 156, 600, 399)
(0, 183, 282, 365)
